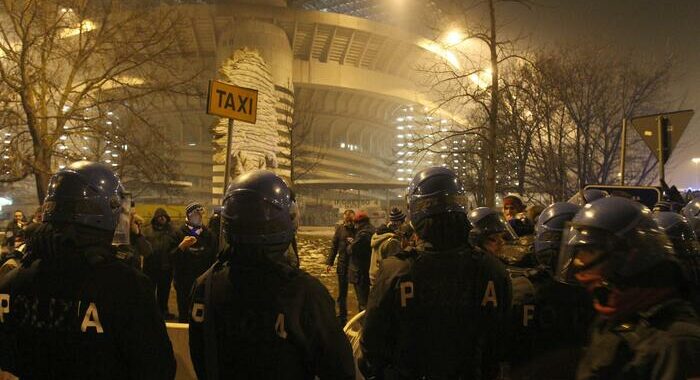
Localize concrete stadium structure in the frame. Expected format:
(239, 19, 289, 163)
(162, 0, 450, 223)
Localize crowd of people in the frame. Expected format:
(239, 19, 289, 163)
(1, 160, 700, 379)
(0, 195, 219, 324)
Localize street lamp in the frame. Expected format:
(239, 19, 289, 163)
(693, 157, 700, 189)
(442, 29, 465, 46)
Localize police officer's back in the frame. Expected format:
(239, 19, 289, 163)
(507, 202, 593, 379)
(0, 161, 175, 379)
(359, 167, 511, 380)
(188, 170, 354, 380)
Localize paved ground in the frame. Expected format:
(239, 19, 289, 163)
(168, 227, 361, 322)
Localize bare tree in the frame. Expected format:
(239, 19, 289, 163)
(415, 0, 534, 206)
(285, 98, 326, 184)
(536, 46, 671, 193)
(0, 0, 201, 202)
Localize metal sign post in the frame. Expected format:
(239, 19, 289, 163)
(657, 116, 667, 183)
(630, 109, 694, 186)
(206, 80, 258, 251)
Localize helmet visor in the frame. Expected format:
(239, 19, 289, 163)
(555, 223, 611, 284)
(112, 192, 132, 246)
(407, 193, 466, 221)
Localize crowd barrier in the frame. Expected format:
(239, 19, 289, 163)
(166, 322, 196, 380)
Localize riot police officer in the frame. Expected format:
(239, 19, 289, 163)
(653, 211, 700, 307)
(506, 202, 592, 379)
(0, 161, 175, 379)
(557, 197, 700, 379)
(533, 202, 581, 269)
(683, 196, 700, 237)
(359, 167, 511, 380)
(188, 170, 354, 379)
(468, 206, 518, 264)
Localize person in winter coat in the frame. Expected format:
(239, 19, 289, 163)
(503, 195, 534, 237)
(348, 211, 375, 311)
(326, 209, 356, 325)
(129, 211, 152, 269)
(368, 208, 409, 287)
(172, 202, 216, 322)
(3, 210, 25, 252)
(144, 208, 178, 318)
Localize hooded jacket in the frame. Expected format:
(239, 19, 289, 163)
(143, 208, 178, 271)
(369, 225, 401, 287)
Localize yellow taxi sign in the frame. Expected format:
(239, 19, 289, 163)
(206, 80, 258, 124)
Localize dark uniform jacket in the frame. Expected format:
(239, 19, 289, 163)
(171, 223, 216, 285)
(507, 266, 593, 379)
(189, 249, 355, 380)
(360, 243, 512, 379)
(327, 222, 356, 274)
(348, 221, 375, 284)
(0, 245, 175, 379)
(577, 298, 700, 380)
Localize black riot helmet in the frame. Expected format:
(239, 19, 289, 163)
(221, 170, 294, 245)
(652, 200, 684, 213)
(406, 166, 466, 226)
(467, 207, 517, 249)
(653, 211, 700, 257)
(534, 202, 581, 267)
(567, 189, 608, 206)
(556, 197, 674, 286)
(43, 161, 129, 235)
(683, 197, 700, 236)
(406, 167, 470, 250)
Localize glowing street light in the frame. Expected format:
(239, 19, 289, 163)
(693, 157, 700, 188)
(443, 29, 465, 46)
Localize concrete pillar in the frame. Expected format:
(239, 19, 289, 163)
(211, 18, 294, 204)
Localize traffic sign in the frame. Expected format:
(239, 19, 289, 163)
(630, 109, 694, 164)
(584, 184, 661, 209)
(206, 80, 258, 124)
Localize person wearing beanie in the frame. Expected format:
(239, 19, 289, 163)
(369, 208, 411, 287)
(503, 195, 534, 237)
(171, 202, 216, 322)
(387, 207, 406, 232)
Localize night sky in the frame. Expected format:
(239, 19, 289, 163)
(501, 0, 700, 188)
